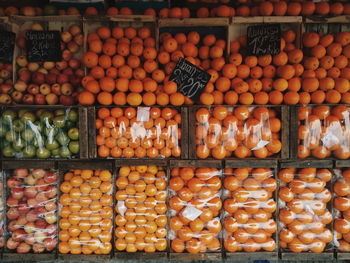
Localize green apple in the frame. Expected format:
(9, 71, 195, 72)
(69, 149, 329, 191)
(13, 119, 25, 132)
(60, 146, 72, 158)
(2, 110, 16, 124)
(68, 128, 79, 140)
(21, 112, 36, 123)
(34, 121, 44, 133)
(69, 141, 80, 154)
(18, 109, 29, 118)
(5, 130, 17, 142)
(0, 123, 8, 137)
(68, 110, 78, 122)
(40, 111, 54, 122)
(0, 139, 10, 148)
(56, 131, 70, 146)
(51, 148, 60, 157)
(2, 146, 14, 157)
(45, 139, 59, 150)
(65, 120, 75, 129)
(22, 130, 34, 142)
(54, 109, 65, 116)
(53, 115, 66, 128)
(36, 148, 51, 159)
(35, 109, 46, 118)
(12, 137, 25, 151)
(23, 145, 36, 158)
(44, 126, 58, 137)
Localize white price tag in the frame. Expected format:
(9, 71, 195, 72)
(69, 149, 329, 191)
(182, 206, 202, 221)
(137, 107, 150, 122)
(117, 201, 127, 216)
(251, 140, 269, 150)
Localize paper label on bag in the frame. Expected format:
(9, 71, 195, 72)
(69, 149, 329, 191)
(137, 107, 150, 122)
(251, 140, 269, 150)
(182, 206, 202, 221)
(117, 201, 127, 216)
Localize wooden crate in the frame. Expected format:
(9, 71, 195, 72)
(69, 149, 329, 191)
(0, 105, 89, 160)
(188, 105, 289, 160)
(88, 106, 188, 160)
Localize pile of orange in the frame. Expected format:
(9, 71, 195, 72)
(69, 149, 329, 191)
(278, 168, 333, 253)
(115, 165, 167, 252)
(96, 107, 182, 158)
(223, 168, 277, 253)
(169, 167, 222, 254)
(157, 7, 191, 18)
(300, 31, 350, 104)
(195, 2, 350, 18)
(159, 31, 227, 105)
(195, 106, 282, 159)
(58, 169, 113, 255)
(298, 105, 350, 159)
(334, 168, 350, 252)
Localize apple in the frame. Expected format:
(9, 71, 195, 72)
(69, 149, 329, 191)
(12, 188, 24, 200)
(17, 242, 31, 253)
(27, 84, 39, 95)
(24, 222, 35, 234)
(39, 84, 51, 95)
(62, 68, 73, 76)
(32, 243, 45, 253)
(18, 202, 30, 214)
(45, 185, 57, 199)
(61, 31, 72, 43)
(8, 221, 19, 232)
(61, 83, 73, 95)
(43, 172, 56, 183)
(18, 69, 31, 82)
(67, 41, 79, 53)
(28, 62, 39, 72)
(34, 232, 46, 243)
(45, 73, 57, 85)
(75, 68, 85, 77)
(62, 49, 73, 61)
(7, 196, 19, 206)
(0, 83, 11, 93)
(44, 201, 57, 211)
(35, 179, 47, 191)
(22, 94, 34, 104)
(11, 91, 24, 103)
(12, 229, 26, 242)
(24, 175, 36, 185)
(16, 215, 27, 226)
(55, 61, 68, 71)
(27, 198, 38, 208)
(43, 62, 55, 70)
(45, 224, 57, 236)
(49, 68, 60, 75)
(0, 69, 11, 79)
(69, 24, 81, 36)
(34, 94, 46, 105)
(74, 34, 83, 46)
(24, 186, 37, 198)
(24, 234, 36, 245)
(31, 23, 43, 31)
(69, 75, 81, 86)
(6, 238, 19, 250)
(16, 37, 26, 49)
(57, 73, 69, 84)
(35, 7, 43, 16)
(7, 178, 21, 188)
(26, 210, 38, 222)
(14, 168, 29, 178)
(37, 68, 48, 74)
(51, 84, 61, 95)
(34, 206, 46, 217)
(44, 213, 57, 224)
(34, 219, 47, 229)
(32, 72, 45, 85)
(0, 93, 12, 104)
(35, 192, 48, 203)
(32, 169, 46, 179)
(60, 95, 74, 106)
(44, 238, 57, 251)
(45, 93, 58, 105)
(69, 58, 80, 69)
(16, 56, 28, 67)
(21, 6, 36, 16)
(7, 208, 19, 220)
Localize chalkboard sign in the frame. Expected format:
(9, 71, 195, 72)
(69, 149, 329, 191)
(0, 31, 15, 63)
(169, 58, 210, 103)
(26, 30, 62, 62)
(247, 24, 281, 56)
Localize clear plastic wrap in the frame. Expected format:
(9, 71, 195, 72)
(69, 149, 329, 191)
(58, 169, 113, 255)
(6, 168, 58, 253)
(114, 165, 167, 253)
(334, 168, 350, 252)
(223, 168, 277, 253)
(0, 171, 4, 248)
(195, 106, 282, 159)
(297, 105, 350, 159)
(96, 107, 181, 158)
(278, 168, 333, 253)
(169, 167, 222, 254)
(0, 108, 80, 159)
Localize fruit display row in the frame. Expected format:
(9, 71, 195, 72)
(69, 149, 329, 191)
(1, 165, 350, 258)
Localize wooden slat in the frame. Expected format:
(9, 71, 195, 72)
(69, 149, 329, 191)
(57, 160, 113, 170)
(58, 254, 111, 261)
(305, 15, 350, 24)
(289, 105, 299, 159)
(87, 106, 97, 159)
(114, 252, 167, 260)
(169, 159, 222, 168)
(226, 252, 278, 261)
(169, 252, 221, 261)
(233, 16, 302, 24)
(78, 107, 89, 159)
(281, 252, 334, 260)
(225, 159, 277, 168)
(3, 253, 56, 261)
(115, 159, 168, 167)
(335, 160, 350, 168)
(2, 160, 55, 169)
(158, 18, 229, 27)
(188, 107, 196, 159)
(281, 105, 290, 159)
(337, 252, 350, 260)
(108, 15, 156, 23)
(280, 160, 334, 168)
(181, 107, 189, 159)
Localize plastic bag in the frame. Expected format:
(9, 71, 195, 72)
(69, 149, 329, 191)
(13, 22, 83, 105)
(96, 107, 181, 158)
(58, 169, 113, 255)
(0, 171, 4, 248)
(195, 106, 282, 159)
(334, 168, 350, 252)
(6, 168, 58, 253)
(169, 167, 222, 254)
(278, 168, 333, 253)
(114, 165, 167, 253)
(298, 105, 350, 159)
(0, 108, 80, 159)
(223, 168, 277, 253)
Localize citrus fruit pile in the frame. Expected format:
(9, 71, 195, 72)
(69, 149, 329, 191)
(195, 106, 282, 159)
(159, 31, 227, 105)
(223, 168, 277, 252)
(298, 105, 350, 159)
(58, 169, 113, 255)
(169, 167, 222, 254)
(229, 29, 305, 105)
(0, 173, 3, 249)
(80, 25, 166, 106)
(334, 168, 350, 252)
(301, 31, 350, 104)
(278, 168, 333, 253)
(96, 107, 182, 158)
(114, 165, 167, 253)
(6, 169, 57, 253)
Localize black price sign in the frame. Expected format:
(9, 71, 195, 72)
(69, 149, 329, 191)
(0, 31, 15, 63)
(247, 24, 281, 56)
(170, 58, 210, 103)
(26, 30, 62, 62)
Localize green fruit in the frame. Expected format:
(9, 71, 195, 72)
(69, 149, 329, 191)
(0, 139, 10, 148)
(2, 146, 14, 157)
(35, 109, 45, 118)
(59, 146, 72, 158)
(12, 138, 25, 151)
(68, 128, 79, 140)
(51, 148, 60, 157)
(23, 145, 36, 158)
(32, 137, 45, 148)
(56, 132, 70, 146)
(5, 131, 17, 142)
(68, 110, 78, 122)
(69, 141, 80, 154)
(21, 112, 36, 123)
(45, 139, 59, 150)
(53, 116, 66, 128)
(0, 123, 8, 137)
(36, 148, 51, 159)
(18, 109, 29, 118)
(44, 126, 58, 137)
(33, 121, 43, 133)
(54, 109, 65, 116)
(22, 130, 34, 142)
(13, 119, 25, 132)
(40, 111, 54, 122)
(2, 109, 17, 120)
(65, 120, 75, 130)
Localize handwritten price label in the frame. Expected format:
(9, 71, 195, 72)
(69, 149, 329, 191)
(247, 24, 281, 56)
(26, 31, 62, 62)
(170, 58, 210, 103)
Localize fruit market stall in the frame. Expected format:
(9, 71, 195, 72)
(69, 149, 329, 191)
(0, 0, 349, 261)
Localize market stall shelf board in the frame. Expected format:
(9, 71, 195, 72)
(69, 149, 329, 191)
(169, 159, 223, 168)
(158, 18, 229, 28)
(58, 254, 111, 261)
(225, 159, 278, 168)
(337, 252, 350, 260)
(280, 160, 334, 168)
(3, 253, 56, 261)
(107, 15, 156, 23)
(57, 160, 113, 170)
(335, 160, 350, 168)
(115, 159, 168, 167)
(226, 252, 278, 261)
(114, 252, 167, 260)
(169, 252, 222, 261)
(2, 160, 55, 169)
(232, 16, 302, 24)
(305, 15, 350, 24)
(281, 252, 334, 260)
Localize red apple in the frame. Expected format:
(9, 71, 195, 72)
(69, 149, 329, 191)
(44, 73, 57, 85)
(43, 172, 56, 183)
(62, 49, 72, 61)
(44, 238, 57, 251)
(34, 206, 46, 216)
(34, 219, 47, 229)
(27, 198, 38, 208)
(24, 222, 35, 234)
(16, 215, 28, 226)
(55, 61, 68, 71)
(14, 169, 28, 178)
(35, 179, 47, 191)
(12, 187, 24, 200)
(18, 201, 30, 213)
(24, 175, 36, 186)
(75, 68, 84, 77)
(45, 93, 58, 105)
(57, 73, 69, 84)
(74, 34, 83, 46)
(34, 94, 46, 105)
(62, 68, 73, 76)
(17, 242, 31, 253)
(11, 91, 24, 103)
(7, 177, 21, 188)
(27, 84, 39, 95)
(67, 41, 79, 53)
(32, 169, 46, 179)
(61, 31, 72, 43)
(39, 84, 51, 95)
(32, 242, 45, 253)
(0, 69, 11, 79)
(51, 84, 61, 95)
(28, 62, 39, 72)
(0, 93, 12, 104)
(12, 229, 26, 242)
(16, 56, 28, 67)
(26, 210, 38, 222)
(24, 186, 37, 199)
(61, 83, 73, 96)
(6, 238, 19, 250)
(68, 58, 80, 69)
(44, 185, 57, 199)
(45, 224, 57, 236)
(69, 24, 81, 36)
(8, 221, 19, 232)
(34, 232, 46, 243)
(21, 6, 36, 16)
(43, 62, 55, 70)
(44, 201, 57, 212)
(22, 94, 34, 104)
(16, 37, 26, 49)
(49, 68, 60, 75)
(35, 192, 48, 203)
(24, 234, 36, 245)
(69, 75, 81, 86)
(7, 196, 19, 206)
(0, 84, 12, 93)
(32, 72, 45, 84)
(18, 69, 31, 82)
(59, 95, 74, 106)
